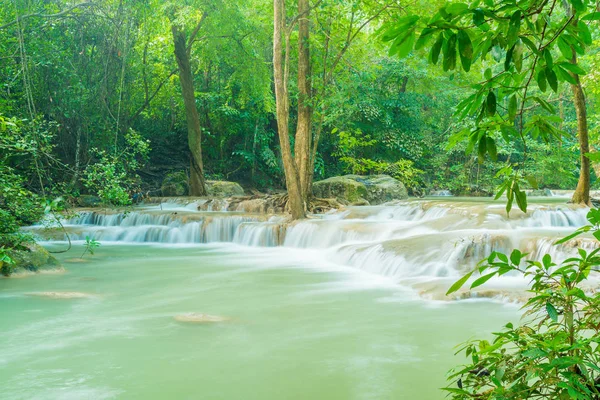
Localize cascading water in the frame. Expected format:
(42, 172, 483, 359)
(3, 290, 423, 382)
(32, 200, 596, 294)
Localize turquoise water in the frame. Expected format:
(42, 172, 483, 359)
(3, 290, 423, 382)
(0, 244, 518, 399)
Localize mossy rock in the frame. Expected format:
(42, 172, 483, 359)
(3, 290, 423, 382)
(206, 181, 244, 197)
(4, 243, 61, 276)
(312, 176, 369, 205)
(312, 174, 408, 205)
(161, 171, 189, 196)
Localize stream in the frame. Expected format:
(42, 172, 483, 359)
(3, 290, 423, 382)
(0, 197, 593, 399)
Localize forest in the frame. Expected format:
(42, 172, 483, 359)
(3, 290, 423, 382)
(2, 0, 600, 399)
(2, 0, 597, 222)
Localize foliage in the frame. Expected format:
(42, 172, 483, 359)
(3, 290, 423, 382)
(81, 236, 100, 258)
(383, 0, 598, 210)
(445, 209, 600, 398)
(83, 130, 150, 206)
(0, 246, 15, 277)
(0, 0, 594, 203)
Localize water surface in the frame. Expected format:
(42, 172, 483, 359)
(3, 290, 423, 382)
(1, 244, 518, 399)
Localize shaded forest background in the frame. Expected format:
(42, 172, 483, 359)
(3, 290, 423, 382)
(1, 0, 599, 205)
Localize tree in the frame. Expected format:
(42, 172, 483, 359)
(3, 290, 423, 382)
(169, 9, 208, 196)
(273, 0, 307, 219)
(383, 0, 599, 210)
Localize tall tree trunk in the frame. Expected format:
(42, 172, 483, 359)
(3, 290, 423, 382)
(295, 0, 312, 201)
(570, 56, 590, 205)
(273, 0, 304, 219)
(172, 25, 207, 196)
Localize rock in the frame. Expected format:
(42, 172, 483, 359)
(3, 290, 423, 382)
(5, 243, 61, 276)
(161, 171, 189, 196)
(26, 291, 93, 299)
(174, 312, 230, 323)
(312, 174, 408, 205)
(77, 195, 101, 207)
(206, 180, 244, 197)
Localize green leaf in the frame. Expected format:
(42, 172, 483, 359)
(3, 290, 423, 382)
(546, 302, 558, 322)
(507, 10, 521, 45)
(487, 137, 498, 161)
(415, 28, 436, 50)
(536, 69, 547, 92)
(557, 37, 573, 59)
(457, 30, 473, 72)
(478, 135, 487, 163)
(486, 91, 496, 116)
(582, 12, 600, 21)
(555, 229, 584, 245)
(472, 8, 485, 26)
(510, 249, 522, 265)
(508, 95, 517, 121)
(523, 348, 548, 359)
(443, 33, 457, 71)
(568, 0, 585, 13)
(446, 271, 473, 295)
(514, 184, 527, 213)
(532, 96, 556, 114)
(543, 49, 553, 69)
(513, 41, 523, 72)
(446, 2, 469, 15)
(578, 21, 592, 45)
(397, 32, 415, 58)
(555, 65, 577, 84)
(546, 67, 558, 92)
(504, 45, 513, 71)
(471, 272, 496, 289)
(431, 33, 444, 65)
(559, 62, 587, 75)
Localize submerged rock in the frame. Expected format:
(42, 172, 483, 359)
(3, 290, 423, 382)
(312, 174, 408, 205)
(174, 312, 230, 323)
(206, 180, 244, 197)
(26, 291, 93, 299)
(4, 244, 62, 276)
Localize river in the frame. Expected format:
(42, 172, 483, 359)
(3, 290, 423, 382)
(0, 197, 592, 399)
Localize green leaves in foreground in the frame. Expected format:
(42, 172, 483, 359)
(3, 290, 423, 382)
(444, 209, 600, 399)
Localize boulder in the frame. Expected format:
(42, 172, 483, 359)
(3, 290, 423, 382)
(160, 171, 244, 198)
(312, 174, 408, 205)
(4, 243, 61, 276)
(161, 171, 189, 196)
(206, 180, 244, 197)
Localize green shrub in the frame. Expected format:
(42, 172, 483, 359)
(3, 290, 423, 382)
(445, 209, 600, 399)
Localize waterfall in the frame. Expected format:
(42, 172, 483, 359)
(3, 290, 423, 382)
(31, 201, 597, 285)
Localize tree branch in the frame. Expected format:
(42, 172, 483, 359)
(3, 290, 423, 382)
(0, 2, 94, 30)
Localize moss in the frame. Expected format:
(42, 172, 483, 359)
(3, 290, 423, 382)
(6, 243, 61, 276)
(206, 181, 244, 197)
(312, 174, 407, 205)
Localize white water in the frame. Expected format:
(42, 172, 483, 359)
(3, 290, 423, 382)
(33, 199, 595, 296)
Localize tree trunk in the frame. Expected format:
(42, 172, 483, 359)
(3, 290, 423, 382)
(295, 0, 312, 201)
(273, 0, 304, 219)
(172, 25, 207, 196)
(570, 61, 590, 205)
